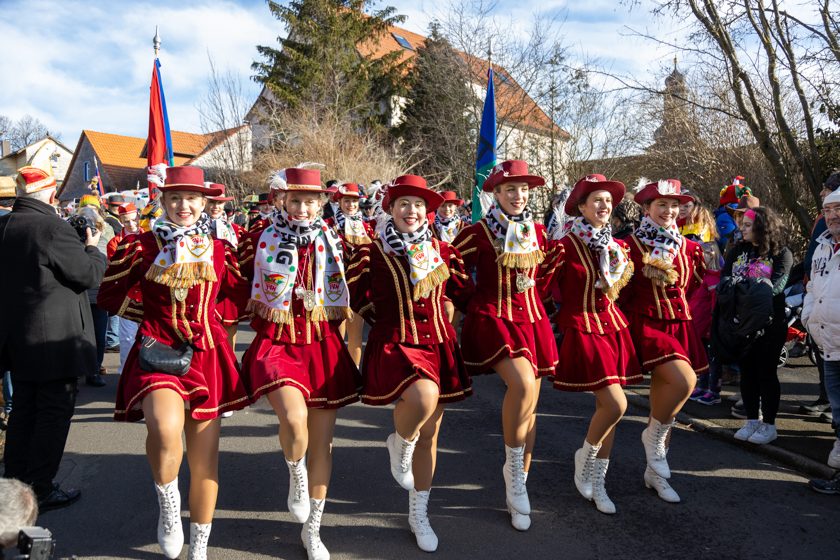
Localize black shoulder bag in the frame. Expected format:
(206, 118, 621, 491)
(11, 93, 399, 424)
(138, 335, 194, 376)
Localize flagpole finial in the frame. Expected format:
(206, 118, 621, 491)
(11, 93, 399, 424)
(487, 38, 493, 69)
(153, 25, 161, 58)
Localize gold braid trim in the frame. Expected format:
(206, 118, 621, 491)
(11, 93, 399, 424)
(602, 260, 634, 301)
(412, 263, 450, 301)
(641, 252, 679, 286)
(309, 305, 353, 322)
(497, 249, 545, 269)
(247, 298, 293, 325)
(346, 234, 372, 246)
(145, 261, 217, 289)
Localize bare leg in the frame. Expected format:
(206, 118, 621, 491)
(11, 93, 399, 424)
(584, 384, 627, 458)
(346, 313, 364, 367)
(412, 405, 445, 491)
(183, 416, 222, 524)
(306, 408, 337, 500)
(266, 387, 309, 461)
(141, 389, 186, 484)
(523, 379, 542, 472)
(224, 323, 238, 352)
(649, 360, 696, 425)
(394, 379, 440, 441)
(494, 357, 539, 448)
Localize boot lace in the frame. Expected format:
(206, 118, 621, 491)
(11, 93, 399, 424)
(188, 526, 210, 560)
(157, 486, 179, 534)
(581, 446, 599, 485)
(592, 461, 610, 501)
(412, 494, 434, 536)
(291, 461, 307, 501)
(507, 452, 527, 496)
(305, 506, 324, 549)
(399, 437, 416, 474)
(652, 423, 671, 459)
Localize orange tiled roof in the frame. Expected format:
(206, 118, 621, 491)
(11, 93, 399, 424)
(357, 24, 568, 139)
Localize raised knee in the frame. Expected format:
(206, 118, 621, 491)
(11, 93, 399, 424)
(283, 408, 309, 436)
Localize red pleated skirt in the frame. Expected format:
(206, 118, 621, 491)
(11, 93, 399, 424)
(361, 336, 472, 406)
(114, 326, 249, 422)
(460, 312, 558, 377)
(627, 313, 709, 374)
(241, 329, 361, 408)
(553, 327, 642, 392)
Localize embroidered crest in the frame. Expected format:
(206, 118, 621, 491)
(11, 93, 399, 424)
(186, 234, 211, 259)
(407, 243, 429, 271)
(326, 272, 344, 302)
(261, 271, 288, 302)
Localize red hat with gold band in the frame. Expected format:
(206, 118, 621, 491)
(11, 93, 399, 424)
(439, 191, 464, 207)
(482, 160, 545, 192)
(565, 174, 626, 216)
(206, 183, 234, 202)
(332, 182, 362, 201)
(284, 168, 327, 193)
(16, 166, 57, 195)
(633, 179, 693, 205)
(382, 175, 444, 213)
(158, 166, 222, 196)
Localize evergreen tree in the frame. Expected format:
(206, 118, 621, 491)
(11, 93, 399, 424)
(398, 24, 475, 196)
(252, 0, 406, 125)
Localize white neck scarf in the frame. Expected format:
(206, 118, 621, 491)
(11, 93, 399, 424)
(210, 214, 238, 247)
(485, 204, 543, 268)
(380, 218, 449, 301)
(147, 214, 216, 288)
(334, 209, 371, 245)
(434, 214, 460, 243)
(634, 215, 684, 286)
(569, 217, 631, 300)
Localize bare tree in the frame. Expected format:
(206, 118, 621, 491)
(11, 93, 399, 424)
(0, 114, 53, 151)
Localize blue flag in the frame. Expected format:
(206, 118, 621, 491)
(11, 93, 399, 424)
(473, 68, 497, 222)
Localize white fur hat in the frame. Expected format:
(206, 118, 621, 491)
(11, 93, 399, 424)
(824, 189, 840, 207)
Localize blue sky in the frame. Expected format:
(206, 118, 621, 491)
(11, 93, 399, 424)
(0, 0, 684, 148)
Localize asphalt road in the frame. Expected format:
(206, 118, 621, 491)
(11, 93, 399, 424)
(40, 328, 838, 560)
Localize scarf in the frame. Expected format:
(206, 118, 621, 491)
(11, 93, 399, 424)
(247, 209, 350, 324)
(434, 214, 461, 243)
(380, 218, 449, 301)
(569, 217, 632, 300)
(484, 204, 544, 268)
(210, 214, 238, 248)
(634, 215, 684, 286)
(334, 209, 372, 246)
(146, 214, 216, 288)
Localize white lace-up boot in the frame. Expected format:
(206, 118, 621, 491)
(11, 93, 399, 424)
(154, 479, 184, 559)
(286, 457, 311, 522)
(591, 459, 616, 515)
(502, 445, 530, 515)
(301, 498, 329, 560)
(387, 432, 418, 490)
(573, 440, 602, 500)
(644, 466, 681, 503)
(409, 489, 438, 552)
(188, 522, 211, 560)
(508, 471, 531, 531)
(641, 418, 673, 479)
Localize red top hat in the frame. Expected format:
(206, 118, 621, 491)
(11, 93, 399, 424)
(207, 183, 234, 202)
(565, 174, 626, 216)
(332, 183, 362, 201)
(117, 202, 137, 215)
(482, 160, 545, 192)
(439, 191, 464, 207)
(382, 175, 445, 213)
(285, 168, 326, 193)
(16, 166, 56, 195)
(634, 179, 693, 205)
(159, 166, 222, 196)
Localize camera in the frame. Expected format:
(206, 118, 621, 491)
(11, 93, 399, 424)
(12, 527, 54, 560)
(65, 214, 97, 242)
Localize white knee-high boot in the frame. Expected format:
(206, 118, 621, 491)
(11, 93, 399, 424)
(409, 489, 438, 552)
(592, 458, 616, 515)
(503, 444, 530, 515)
(573, 440, 601, 500)
(641, 418, 673, 479)
(154, 479, 184, 559)
(387, 432, 418, 490)
(301, 498, 329, 560)
(286, 457, 311, 522)
(188, 522, 211, 560)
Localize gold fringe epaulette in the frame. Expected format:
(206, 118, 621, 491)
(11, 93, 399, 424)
(247, 298, 293, 325)
(145, 261, 217, 289)
(497, 249, 545, 269)
(413, 264, 451, 301)
(602, 260, 634, 301)
(641, 252, 678, 287)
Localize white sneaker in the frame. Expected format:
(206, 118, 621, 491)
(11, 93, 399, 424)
(641, 418, 673, 479)
(828, 440, 840, 469)
(573, 440, 601, 500)
(507, 471, 531, 531)
(188, 523, 211, 560)
(734, 419, 762, 441)
(409, 489, 438, 552)
(644, 466, 681, 503)
(286, 457, 311, 523)
(747, 422, 778, 445)
(386, 432, 417, 491)
(503, 444, 530, 515)
(301, 498, 329, 560)
(154, 479, 184, 559)
(220, 410, 234, 418)
(591, 459, 616, 515)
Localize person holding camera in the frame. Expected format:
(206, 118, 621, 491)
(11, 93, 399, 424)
(0, 166, 106, 512)
(97, 166, 249, 560)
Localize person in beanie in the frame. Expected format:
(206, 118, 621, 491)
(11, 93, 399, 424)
(346, 174, 473, 551)
(98, 166, 250, 560)
(453, 160, 558, 531)
(540, 174, 640, 514)
(238, 167, 361, 560)
(1, 165, 105, 512)
(621, 179, 707, 503)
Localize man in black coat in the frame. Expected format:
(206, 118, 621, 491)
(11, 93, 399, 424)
(0, 166, 106, 511)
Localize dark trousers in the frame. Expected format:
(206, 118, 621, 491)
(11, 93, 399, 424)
(90, 303, 108, 371)
(739, 322, 787, 425)
(3, 377, 78, 499)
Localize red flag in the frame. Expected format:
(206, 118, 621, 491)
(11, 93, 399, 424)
(147, 59, 169, 199)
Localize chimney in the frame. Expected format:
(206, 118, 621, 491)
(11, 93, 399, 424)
(0, 140, 9, 157)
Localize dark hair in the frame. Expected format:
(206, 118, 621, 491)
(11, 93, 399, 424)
(748, 206, 785, 257)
